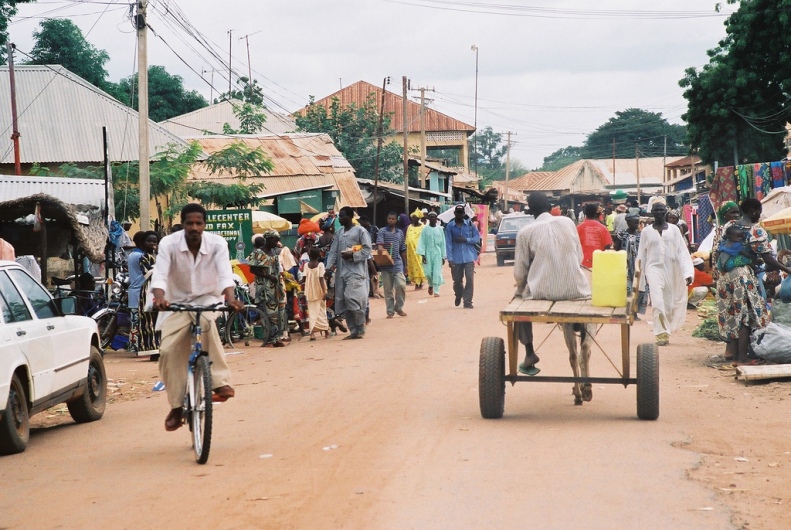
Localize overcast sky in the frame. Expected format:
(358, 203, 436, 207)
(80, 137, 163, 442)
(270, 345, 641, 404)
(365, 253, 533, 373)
(8, 0, 735, 169)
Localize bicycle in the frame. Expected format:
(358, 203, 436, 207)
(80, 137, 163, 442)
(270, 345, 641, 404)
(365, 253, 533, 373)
(218, 279, 269, 348)
(161, 302, 228, 464)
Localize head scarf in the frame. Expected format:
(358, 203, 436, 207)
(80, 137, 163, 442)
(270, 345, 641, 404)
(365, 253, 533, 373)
(717, 201, 739, 223)
(411, 207, 424, 219)
(262, 229, 280, 240)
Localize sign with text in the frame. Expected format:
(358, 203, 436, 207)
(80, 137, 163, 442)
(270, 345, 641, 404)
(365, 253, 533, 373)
(205, 209, 253, 261)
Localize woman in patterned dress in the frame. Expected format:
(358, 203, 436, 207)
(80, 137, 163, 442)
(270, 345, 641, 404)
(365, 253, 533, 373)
(137, 231, 160, 359)
(717, 198, 791, 364)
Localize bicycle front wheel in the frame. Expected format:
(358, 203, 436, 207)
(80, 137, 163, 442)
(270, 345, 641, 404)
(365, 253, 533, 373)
(190, 355, 213, 464)
(225, 305, 269, 347)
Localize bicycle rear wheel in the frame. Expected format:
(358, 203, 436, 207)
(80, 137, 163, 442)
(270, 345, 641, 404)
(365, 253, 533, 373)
(225, 305, 269, 347)
(96, 311, 117, 350)
(190, 354, 213, 464)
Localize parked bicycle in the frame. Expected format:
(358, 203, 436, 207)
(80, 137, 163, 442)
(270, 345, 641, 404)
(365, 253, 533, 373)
(218, 278, 269, 348)
(161, 302, 227, 464)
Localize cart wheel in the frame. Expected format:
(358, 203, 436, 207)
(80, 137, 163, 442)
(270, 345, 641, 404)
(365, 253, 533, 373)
(636, 343, 659, 420)
(479, 337, 506, 419)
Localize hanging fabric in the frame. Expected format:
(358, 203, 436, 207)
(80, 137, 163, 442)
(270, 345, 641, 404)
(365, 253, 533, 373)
(737, 164, 753, 200)
(696, 194, 714, 244)
(771, 161, 785, 189)
(754, 162, 771, 200)
(709, 166, 737, 209)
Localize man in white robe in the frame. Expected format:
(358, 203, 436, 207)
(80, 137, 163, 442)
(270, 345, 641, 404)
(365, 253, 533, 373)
(637, 202, 695, 346)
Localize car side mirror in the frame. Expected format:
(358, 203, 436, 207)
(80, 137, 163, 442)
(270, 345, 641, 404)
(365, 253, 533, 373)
(491, 228, 498, 235)
(54, 296, 78, 316)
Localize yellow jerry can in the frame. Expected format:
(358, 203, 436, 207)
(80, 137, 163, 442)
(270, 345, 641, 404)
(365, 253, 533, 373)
(592, 249, 627, 307)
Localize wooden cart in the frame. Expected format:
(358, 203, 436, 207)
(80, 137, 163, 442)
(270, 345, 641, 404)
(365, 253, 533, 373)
(478, 295, 659, 420)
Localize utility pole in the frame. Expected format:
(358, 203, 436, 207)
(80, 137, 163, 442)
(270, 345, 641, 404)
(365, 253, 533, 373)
(227, 29, 233, 97)
(411, 85, 435, 188)
(662, 135, 667, 194)
(504, 131, 513, 211)
(372, 76, 390, 226)
(202, 68, 215, 103)
(137, 1, 150, 230)
(635, 143, 641, 204)
(6, 42, 21, 176)
(239, 30, 262, 88)
(402, 76, 410, 215)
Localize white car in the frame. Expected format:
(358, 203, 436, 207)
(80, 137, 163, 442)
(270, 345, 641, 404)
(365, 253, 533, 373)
(0, 260, 107, 455)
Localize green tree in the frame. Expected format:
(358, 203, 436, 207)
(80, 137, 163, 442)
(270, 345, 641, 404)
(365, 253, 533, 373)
(114, 65, 208, 121)
(680, 0, 789, 166)
(221, 101, 268, 134)
(0, 1, 35, 64)
(216, 77, 264, 106)
(26, 19, 111, 90)
(295, 94, 404, 183)
(469, 126, 508, 180)
(581, 108, 687, 159)
(540, 146, 583, 171)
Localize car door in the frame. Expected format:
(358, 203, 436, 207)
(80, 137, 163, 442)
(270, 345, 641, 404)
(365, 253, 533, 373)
(0, 271, 53, 402)
(6, 268, 85, 395)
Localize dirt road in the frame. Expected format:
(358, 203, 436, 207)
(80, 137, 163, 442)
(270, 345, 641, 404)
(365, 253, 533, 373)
(2, 254, 789, 529)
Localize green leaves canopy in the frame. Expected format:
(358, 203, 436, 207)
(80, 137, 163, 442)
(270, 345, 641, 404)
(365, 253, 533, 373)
(114, 65, 208, 121)
(26, 19, 110, 90)
(680, 0, 790, 165)
(582, 108, 687, 159)
(295, 94, 403, 183)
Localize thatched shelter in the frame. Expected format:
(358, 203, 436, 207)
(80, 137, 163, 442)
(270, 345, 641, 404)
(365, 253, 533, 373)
(0, 193, 107, 283)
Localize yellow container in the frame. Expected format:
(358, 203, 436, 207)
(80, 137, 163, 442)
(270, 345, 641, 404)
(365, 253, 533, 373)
(592, 250, 627, 307)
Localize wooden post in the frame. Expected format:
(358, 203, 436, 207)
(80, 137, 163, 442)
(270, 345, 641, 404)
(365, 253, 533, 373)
(504, 131, 511, 211)
(402, 76, 409, 215)
(7, 42, 21, 176)
(137, 1, 151, 230)
(372, 77, 388, 226)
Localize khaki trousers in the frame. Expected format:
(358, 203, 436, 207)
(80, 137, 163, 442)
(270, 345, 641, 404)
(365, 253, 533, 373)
(158, 312, 230, 409)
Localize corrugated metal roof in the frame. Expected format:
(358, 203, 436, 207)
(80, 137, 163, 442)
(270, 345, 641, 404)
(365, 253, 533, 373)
(0, 174, 106, 208)
(590, 158, 668, 187)
(0, 65, 189, 164)
(295, 80, 474, 134)
(188, 133, 366, 207)
(159, 100, 297, 137)
(492, 161, 610, 193)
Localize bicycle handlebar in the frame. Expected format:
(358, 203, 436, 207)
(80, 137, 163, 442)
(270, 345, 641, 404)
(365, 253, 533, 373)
(161, 302, 229, 312)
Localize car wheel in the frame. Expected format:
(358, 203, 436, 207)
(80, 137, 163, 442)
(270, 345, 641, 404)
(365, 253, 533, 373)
(496, 254, 505, 266)
(0, 374, 30, 455)
(67, 346, 107, 423)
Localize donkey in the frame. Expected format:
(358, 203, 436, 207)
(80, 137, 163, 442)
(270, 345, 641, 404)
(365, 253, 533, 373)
(561, 323, 598, 405)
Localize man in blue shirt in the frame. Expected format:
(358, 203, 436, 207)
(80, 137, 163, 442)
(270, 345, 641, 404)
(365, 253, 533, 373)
(376, 211, 408, 318)
(445, 203, 481, 308)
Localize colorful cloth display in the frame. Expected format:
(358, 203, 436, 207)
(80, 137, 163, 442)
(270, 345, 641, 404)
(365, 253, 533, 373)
(754, 162, 771, 200)
(737, 164, 753, 200)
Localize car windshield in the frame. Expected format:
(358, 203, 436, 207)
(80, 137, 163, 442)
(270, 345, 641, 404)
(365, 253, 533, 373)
(499, 216, 532, 232)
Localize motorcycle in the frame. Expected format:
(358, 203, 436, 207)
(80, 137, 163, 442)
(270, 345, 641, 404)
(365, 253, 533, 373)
(91, 264, 130, 350)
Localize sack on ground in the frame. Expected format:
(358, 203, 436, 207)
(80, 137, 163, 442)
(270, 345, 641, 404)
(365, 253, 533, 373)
(777, 275, 791, 303)
(750, 322, 791, 363)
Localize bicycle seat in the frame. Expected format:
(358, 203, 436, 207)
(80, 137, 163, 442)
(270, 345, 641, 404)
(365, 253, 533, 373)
(52, 277, 72, 286)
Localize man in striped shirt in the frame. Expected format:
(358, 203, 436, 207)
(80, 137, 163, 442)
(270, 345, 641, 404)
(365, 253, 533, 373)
(376, 212, 408, 318)
(513, 192, 591, 375)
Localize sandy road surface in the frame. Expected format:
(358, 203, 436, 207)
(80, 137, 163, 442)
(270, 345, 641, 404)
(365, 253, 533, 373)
(1, 254, 789, 529)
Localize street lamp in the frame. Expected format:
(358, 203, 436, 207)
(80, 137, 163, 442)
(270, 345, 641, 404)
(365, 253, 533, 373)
(471, 44, 478, 177)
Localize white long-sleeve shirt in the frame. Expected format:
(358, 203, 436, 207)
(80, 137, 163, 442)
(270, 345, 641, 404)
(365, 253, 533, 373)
(514, 212, 590, 300)
(150, 231, 235, 328)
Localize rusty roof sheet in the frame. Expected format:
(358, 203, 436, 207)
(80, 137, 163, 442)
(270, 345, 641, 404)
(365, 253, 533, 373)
(0, 65, 189, 164)
(187, 133, 365, 207)
(295, 80, 474, 134)
(492, 161, 610, 192)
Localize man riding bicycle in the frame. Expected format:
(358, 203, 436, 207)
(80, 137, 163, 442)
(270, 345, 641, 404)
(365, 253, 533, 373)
(151, 203, 244, 431)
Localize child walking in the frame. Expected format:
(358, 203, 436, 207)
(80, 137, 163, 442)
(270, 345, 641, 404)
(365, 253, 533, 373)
(304, 247, 330, 340)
